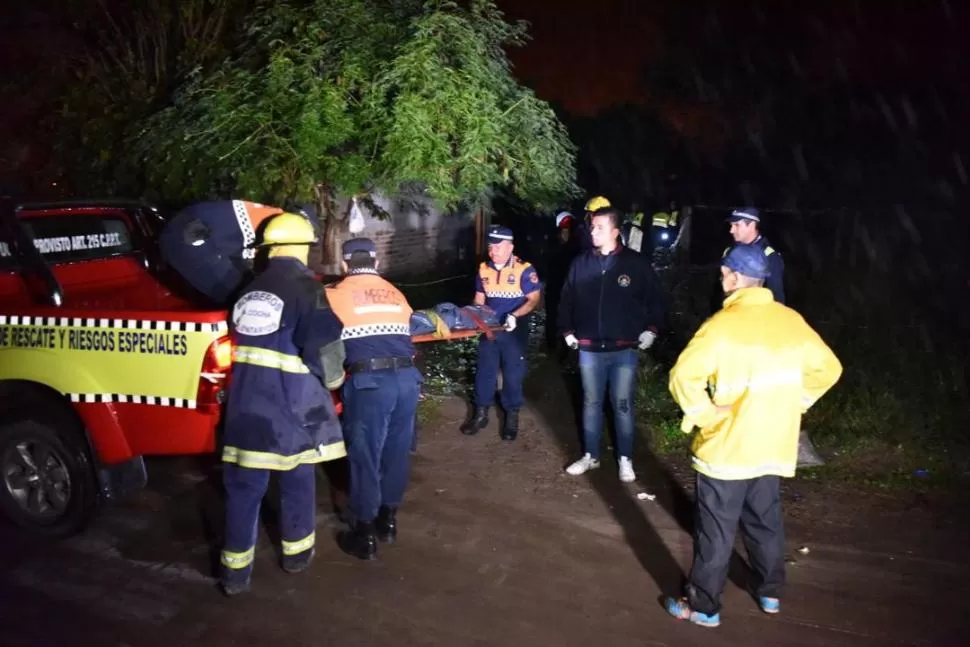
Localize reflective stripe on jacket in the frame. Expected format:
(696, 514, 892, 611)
(326, 270, 415, 365)
(223, 257, 346, 470)
(669, 287, 842, 480)
(474, 257, 541, 318)
(652, 210, 679, 228)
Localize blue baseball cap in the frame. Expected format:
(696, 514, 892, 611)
(487, 226, 514, 245)
(722, 244, 770, 279)
(342, 237, 377, 260)
(727, 207, 761, 223)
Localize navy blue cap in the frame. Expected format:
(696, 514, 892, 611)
(487, 226, 514, 244)
(727, 207, 761, 223)
(723, 244, 770, 279)
(342, 237, 377, 260)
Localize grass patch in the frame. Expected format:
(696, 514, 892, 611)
(416, 396, 443, 427)
(637, 259, 970, 490)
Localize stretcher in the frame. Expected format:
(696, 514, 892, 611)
(410, 310, 504, 343)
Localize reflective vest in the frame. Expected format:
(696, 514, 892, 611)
(223, 257, 346, 470)
(326, 270, 414, 365)
(476, 257, 540, 318)
(652, 210, 679, 228)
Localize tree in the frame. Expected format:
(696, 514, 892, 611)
(44, 0, 250, 194)
(122, 0, 579, 268)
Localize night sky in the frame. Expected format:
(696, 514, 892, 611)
(499, 0, 969, 118)
(498, 0, 665, 116)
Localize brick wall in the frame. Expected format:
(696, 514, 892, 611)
(329, 193, 477, 279)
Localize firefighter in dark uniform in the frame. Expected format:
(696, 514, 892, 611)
(219, 213, 347, 596)
(326, 238, 422, 560)
(460, 226, 542, 440)
(158, 200, 288, 306)
(724, 207, 785, 303)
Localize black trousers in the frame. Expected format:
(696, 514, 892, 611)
(687, 473, 786, 615)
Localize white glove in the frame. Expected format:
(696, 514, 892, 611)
(503, 314, 517, 332)
(564, 334, 579, 350)
(638, 330, 657, 350)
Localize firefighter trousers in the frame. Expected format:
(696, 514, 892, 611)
(220, 462, 316, 586)
(687, 473, 786, 615)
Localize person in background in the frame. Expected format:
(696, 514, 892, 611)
(666, 244, 842, 628)
(459, 226, 542, 441)
(577, 195, 611, 250)
(651, 200, 681, 250)
(724, 207, 784, 303)
(558, 207, 666, 483)
(544, 211, 581, 355)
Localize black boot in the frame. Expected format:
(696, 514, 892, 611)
(337, 521, 378, 561)
(501, 409, 520, 441)
(375, 505, 398, 544)
(460, 407, 489, 435)
(281, 547, 315, 574)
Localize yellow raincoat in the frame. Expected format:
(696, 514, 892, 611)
(669, 288, 842, 480)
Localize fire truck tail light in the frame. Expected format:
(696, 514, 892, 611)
(212, 336, 233, 371)
(197, 334, 232, 411)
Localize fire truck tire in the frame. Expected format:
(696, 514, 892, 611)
(0, 416, 99, 538)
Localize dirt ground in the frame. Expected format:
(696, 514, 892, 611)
(1, 391, 969, 647)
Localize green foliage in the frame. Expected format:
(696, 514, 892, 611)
(122, 0, 578, 210)
(46, 0, 249, 193)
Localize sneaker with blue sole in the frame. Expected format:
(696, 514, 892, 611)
(758, 596, 780, 614)
(664, 597, 721, 628)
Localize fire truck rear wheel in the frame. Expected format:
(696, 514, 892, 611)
(0, 417, 99, 538)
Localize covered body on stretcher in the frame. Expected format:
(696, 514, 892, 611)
(408, 302, 504, 342)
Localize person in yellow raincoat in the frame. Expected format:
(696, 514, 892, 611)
(664, 243, 842, 628)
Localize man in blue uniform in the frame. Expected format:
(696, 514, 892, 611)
(220, 213, 348, 597)
(158, 200, 291, 306)
(725, 207, 785, 303)
(326, 238, 422, 560)
(460, 226, 542, 440)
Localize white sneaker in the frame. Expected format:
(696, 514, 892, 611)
(618, 457, 636, 483)
(566, 453, 601, 476)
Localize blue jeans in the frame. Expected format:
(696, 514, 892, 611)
(578, 349, 639, 460)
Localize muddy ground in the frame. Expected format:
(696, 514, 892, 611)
(2, 385, 969, 646)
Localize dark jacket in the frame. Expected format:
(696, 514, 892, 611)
(557, 246, 667, 351)
(223, 257, 347, 469)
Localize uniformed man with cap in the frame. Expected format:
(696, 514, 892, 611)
(460, 225, 542, 440)
(325, 237, 422, 560)
(724, 207, 785, 303)
(219, 212, 347, 597)
(158, 200, 301, 306)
